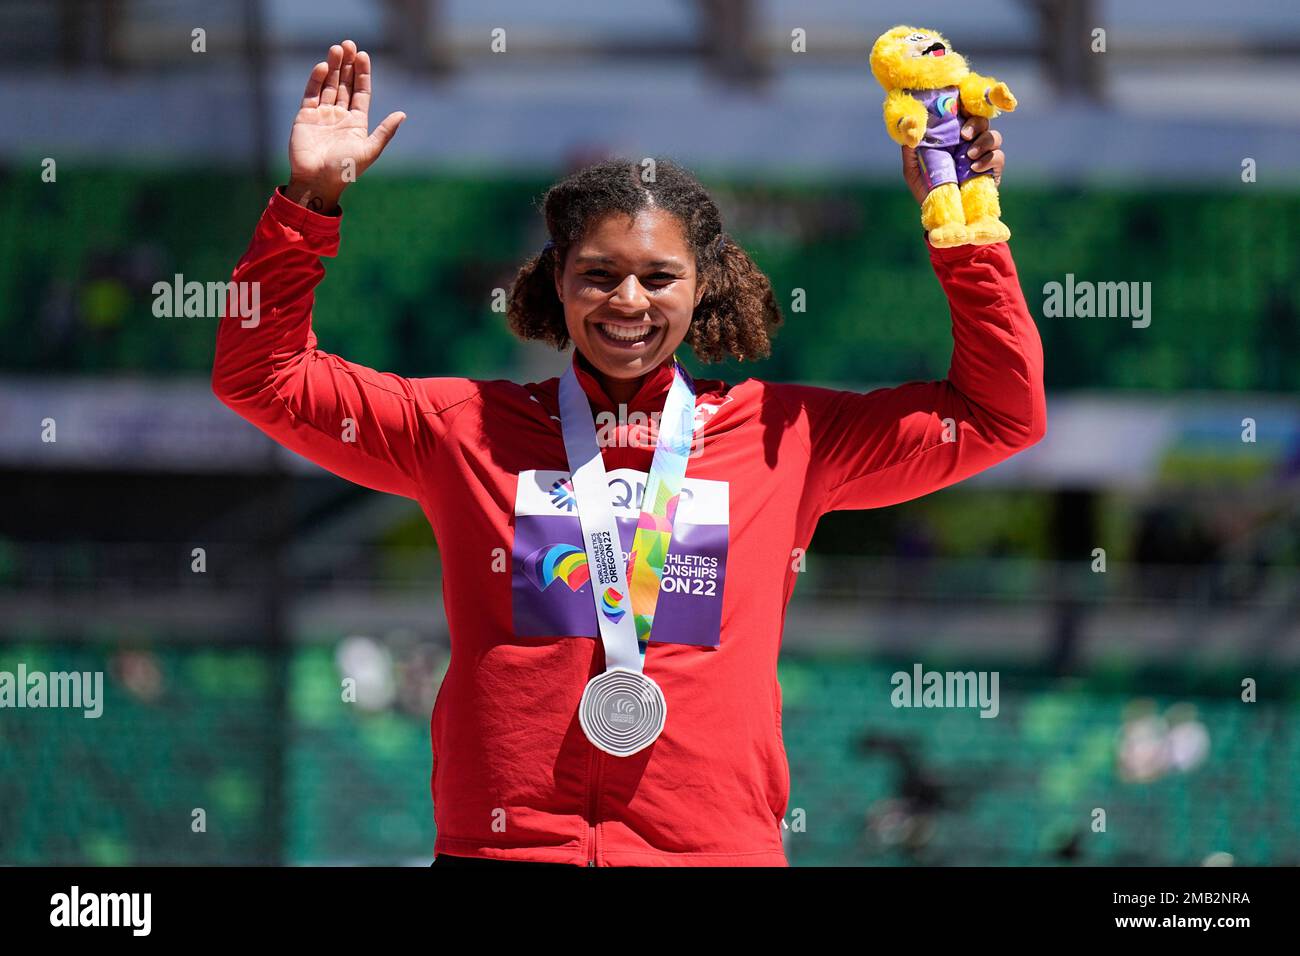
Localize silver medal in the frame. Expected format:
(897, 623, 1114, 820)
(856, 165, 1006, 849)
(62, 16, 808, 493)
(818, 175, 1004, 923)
(579, 667, 667, 757)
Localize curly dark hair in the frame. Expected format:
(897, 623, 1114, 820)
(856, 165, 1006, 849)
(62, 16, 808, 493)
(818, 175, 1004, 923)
(507, 158, 782, 363)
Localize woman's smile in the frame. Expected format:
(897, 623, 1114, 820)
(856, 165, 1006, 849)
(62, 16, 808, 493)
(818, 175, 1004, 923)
(593, 321, 662, 349)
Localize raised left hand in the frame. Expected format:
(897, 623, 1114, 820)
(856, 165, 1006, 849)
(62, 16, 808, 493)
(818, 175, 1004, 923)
(900, 114, 1004, 206)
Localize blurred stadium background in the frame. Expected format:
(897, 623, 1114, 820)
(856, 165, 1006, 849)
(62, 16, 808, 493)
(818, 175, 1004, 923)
(1, 0, 1298, 865)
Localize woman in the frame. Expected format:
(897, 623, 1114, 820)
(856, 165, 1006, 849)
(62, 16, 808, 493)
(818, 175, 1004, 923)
(213, 41, 1044, 867)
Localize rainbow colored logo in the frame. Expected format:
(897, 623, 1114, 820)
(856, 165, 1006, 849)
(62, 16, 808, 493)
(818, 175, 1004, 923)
(936, 92, 958, 116)
(600, 587, 626, 623)
(521, 543, 590, 592)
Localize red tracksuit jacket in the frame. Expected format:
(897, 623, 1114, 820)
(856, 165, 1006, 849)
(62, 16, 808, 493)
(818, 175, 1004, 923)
(213, 189, 1046, 866)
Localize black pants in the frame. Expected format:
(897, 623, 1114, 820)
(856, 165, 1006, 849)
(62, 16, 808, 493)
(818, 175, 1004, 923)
(432, 853, 579, 868)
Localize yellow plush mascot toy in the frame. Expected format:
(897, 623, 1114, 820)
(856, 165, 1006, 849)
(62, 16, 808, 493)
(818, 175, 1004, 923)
(870, 25, 1017, 247)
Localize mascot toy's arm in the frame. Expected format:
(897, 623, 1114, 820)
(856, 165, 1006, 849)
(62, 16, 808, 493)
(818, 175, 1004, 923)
(958, 73, 1017, 118)
(883, 88, 928, 148)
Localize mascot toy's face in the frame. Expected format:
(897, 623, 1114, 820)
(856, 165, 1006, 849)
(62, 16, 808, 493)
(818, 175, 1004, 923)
(870, 25, 968, 91)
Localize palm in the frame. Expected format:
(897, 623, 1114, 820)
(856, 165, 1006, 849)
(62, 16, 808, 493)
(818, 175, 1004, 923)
(290, 105, 375, 181)
(289, 41, 405, 193)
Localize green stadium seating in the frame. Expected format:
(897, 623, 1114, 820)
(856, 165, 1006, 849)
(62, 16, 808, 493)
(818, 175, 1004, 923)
(2, 172, 1297, 392)
(7, 642, 1291, 865)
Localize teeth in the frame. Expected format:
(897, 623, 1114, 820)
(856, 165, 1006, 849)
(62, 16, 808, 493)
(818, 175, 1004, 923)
(599, 323, 655, 342)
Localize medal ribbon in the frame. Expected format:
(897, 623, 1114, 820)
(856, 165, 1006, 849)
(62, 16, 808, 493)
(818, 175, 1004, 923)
(558, 355, 697, 671)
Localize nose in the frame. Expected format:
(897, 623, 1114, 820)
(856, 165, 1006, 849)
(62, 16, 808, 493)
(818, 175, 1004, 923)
(608, 274, 650, 314)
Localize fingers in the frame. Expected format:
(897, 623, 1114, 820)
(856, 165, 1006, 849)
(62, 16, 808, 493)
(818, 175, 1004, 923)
(966, 127, 1001, 162)
(319, 44, 344, 106)
(960, 114, 988, 141)
(337, 40, 357, 111)
(301, 60, 328, 108)
(974, 150, 1004, 181)
(368, 111, 407, 155)
(351, 49, 372, 117)
(966, 128, 1003, 174)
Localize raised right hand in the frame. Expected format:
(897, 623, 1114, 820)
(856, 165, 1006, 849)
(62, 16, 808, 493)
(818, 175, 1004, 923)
(285, 40, 406, 213)
(900, 115, 1005, 206)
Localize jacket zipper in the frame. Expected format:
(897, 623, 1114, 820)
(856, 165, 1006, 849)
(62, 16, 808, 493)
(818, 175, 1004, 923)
(586, 750, 603, 866)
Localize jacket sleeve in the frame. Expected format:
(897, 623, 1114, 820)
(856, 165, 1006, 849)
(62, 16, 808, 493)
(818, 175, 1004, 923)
(212, 189, 479, 500)
(775, 240, 1046, 515)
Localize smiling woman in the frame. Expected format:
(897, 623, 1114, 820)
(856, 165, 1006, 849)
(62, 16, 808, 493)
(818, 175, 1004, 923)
(211, 38, 1043, 867)
(507, 159, 780, 405)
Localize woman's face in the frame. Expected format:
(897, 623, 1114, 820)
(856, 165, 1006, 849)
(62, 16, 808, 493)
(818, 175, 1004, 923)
(555, 207, 702, 382)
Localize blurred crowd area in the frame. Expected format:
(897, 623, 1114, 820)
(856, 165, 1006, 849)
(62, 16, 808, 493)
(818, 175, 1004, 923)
(1, 639, 1295, 866)
(2, 468, 1296, 865)
(2, 171, 1297, 392)
(2, 0, 1299, 865)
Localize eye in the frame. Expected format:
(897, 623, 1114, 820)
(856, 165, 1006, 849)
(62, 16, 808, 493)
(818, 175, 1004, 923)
(579, 268, 678, 289)
(907, 33, 926, 42)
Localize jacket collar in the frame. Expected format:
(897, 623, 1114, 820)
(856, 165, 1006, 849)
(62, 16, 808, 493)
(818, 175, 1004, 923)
(571, 349, 678, 415)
